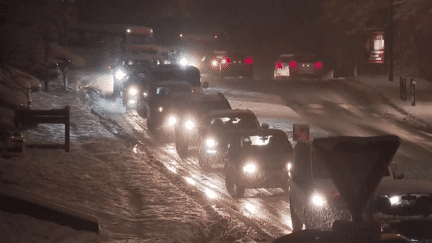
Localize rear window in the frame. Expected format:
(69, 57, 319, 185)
(152, 69, 200, 87)
(280, 55, 318, 63)
(211, 114, 259, 129)
(241, 134, 292, 153)
(155, 85, 191, 95)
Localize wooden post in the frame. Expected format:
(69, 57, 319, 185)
(65, 106, 70, 152)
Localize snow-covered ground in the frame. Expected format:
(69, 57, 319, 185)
(3, 70, 308, 242)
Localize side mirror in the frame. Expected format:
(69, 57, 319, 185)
(202, 81, 209, 89)
(261, 123, 269, 129)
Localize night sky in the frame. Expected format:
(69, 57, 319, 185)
(74, 0, 324, 56)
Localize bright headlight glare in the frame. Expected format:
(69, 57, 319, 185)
(211, 60, 218, 67)
(168, 116, 177, 126)
(243, 164, 256, 173)
(158, 107, 163, 112)
(115, 69, 127, 80)
(221, 59, 227, 64)
(179, 57, 188, 66)
(185, 120, 194, 130)
(128, 87, 138, 95)
(389, 196, 401, 205)
(287, 163, 292, 171)
(311, 194, 326, 207)
(206, 138, 216, 147)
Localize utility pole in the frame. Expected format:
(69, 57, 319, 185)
(387, 0, 394, 82)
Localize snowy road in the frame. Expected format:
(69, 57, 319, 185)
(82, 71, 331, 239)
(3, 69, 432, 242)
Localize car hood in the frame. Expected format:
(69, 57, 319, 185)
(374, 178, 432, 196)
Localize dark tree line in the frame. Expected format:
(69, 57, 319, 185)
(322, 0, 432, 80)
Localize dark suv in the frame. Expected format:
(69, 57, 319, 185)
(224, 128, 293, 197)
(111, 55, 159, 106)
(174, 93, 231, 156)
(144, 81, 193, 134)
(198, 109, 262, 171)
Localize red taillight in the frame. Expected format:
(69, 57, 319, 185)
(226, 57, 231, 64)
(276, 62, 283, 69)
(289, 61, 297, 68)
(244, 57, 253, 65)
(315, 62, 322, 69)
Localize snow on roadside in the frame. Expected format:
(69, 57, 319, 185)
(0, 72, 211, 242)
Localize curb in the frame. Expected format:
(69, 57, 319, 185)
(0, 187, 100, 233)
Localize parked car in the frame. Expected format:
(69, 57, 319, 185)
(224, 128, 293, 197)
(370, 179, 432, 242)
(0, 129, 24, 158)
(274, 54, 327, 81)
(174, 92, 231, 156)
(198, 109, 263, 171)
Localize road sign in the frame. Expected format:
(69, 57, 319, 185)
(293, 124, 309, 142)
(313, 135, 401, 221)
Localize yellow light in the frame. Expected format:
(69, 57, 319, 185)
(206, 138, 216, 147)
(128, 87, 138, 95)
(311, 194, 326, 207)
(168, 116, 177, 126)
(185, 120, 194, 130)
(243, 164, 256, 173)
(287, 163, 292, 171)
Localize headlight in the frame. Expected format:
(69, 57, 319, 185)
(128, 87, 138, 96)
(211, 59, 218, 67)
(287, 163, 292, 171)
(168, 116, 177, 126)
(206, 138, 216, 147)
(311, 194, 326, 207)
(158, 107, 163, 112)
(221, 59, 227, 64)
(128, 99, 136, 105)
(389, 196, 401, 205)
(185, 120, 194, 130)
(179, 57, 188, 66)
(243, 163, 256, 173)
(115, 69, 127, 81)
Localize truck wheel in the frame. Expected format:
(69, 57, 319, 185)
(225, 172, 245, 198)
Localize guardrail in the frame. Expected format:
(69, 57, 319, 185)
(15, 106, 70, 152)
